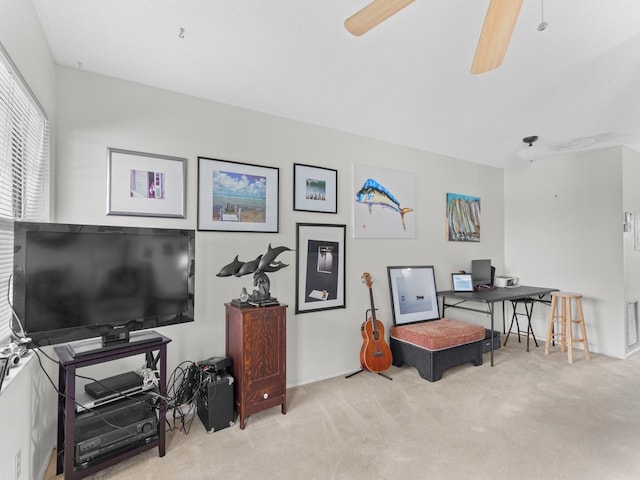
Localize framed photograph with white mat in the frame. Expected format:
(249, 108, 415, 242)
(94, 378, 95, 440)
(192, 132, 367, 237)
(293, 163, 337, 213)
(107, 148, 186, 218)
(197, 157, 279, 232)
(295, 223, 346, 314)
(387, 265, 440, 326)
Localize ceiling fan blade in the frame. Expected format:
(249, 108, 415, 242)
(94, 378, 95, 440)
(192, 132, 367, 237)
(344, 0, 415, 36)
(471, 0, 524, 74)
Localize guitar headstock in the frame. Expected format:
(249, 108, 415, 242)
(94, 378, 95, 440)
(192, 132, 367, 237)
(362, 272, 372, 288)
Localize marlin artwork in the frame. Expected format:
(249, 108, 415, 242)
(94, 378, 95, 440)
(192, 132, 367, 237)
(355, 178, 413, 231)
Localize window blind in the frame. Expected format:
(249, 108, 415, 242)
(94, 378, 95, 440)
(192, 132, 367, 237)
(0, 42, 49, 344)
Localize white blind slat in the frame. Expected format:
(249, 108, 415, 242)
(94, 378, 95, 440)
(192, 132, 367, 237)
(0, 42, 49, 343)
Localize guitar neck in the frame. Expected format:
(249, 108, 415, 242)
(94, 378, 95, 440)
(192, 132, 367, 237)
(368, 285, 378, 332)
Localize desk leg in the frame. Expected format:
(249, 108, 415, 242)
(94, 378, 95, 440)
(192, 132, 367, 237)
(489, 302, 495, 367)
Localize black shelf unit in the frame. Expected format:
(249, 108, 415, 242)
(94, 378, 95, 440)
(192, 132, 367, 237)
(54, 331, 171, 479)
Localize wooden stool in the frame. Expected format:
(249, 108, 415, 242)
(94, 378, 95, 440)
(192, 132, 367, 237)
(545, 292, 590, 363)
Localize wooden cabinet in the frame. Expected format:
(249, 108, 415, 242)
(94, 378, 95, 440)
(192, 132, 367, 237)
(225, 303, 287, 429)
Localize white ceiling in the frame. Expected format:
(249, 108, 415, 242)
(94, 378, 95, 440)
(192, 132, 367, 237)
(31, 0, 640, 169)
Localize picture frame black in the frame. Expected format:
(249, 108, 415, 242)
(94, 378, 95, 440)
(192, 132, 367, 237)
(387, 265, 440, 325)
(107, 148, 187, 218)
(293, 163, 337, 214)
(197, 157, 279, 232)
(295, 223, 346, 314)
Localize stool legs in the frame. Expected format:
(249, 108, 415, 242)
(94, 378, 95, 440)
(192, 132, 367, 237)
(505, 300, 537, 351)
(545, 292, 590, 363)
(574, 297, 590, 361)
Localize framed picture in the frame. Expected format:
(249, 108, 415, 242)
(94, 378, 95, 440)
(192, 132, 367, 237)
(296, 223, 346, 314)
(197, 157, 279, 232)
(107, 148, 186, 217)
(293, 163, 337, 213)
(451, 273, 474, 292)
(387, 266, 440, 325)
(353, 164, 415, 238)
(446, 192, 481, 242)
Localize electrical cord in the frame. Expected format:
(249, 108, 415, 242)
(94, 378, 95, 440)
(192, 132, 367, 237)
(28, 337, 212, 441)
(164, 361, 210, 434)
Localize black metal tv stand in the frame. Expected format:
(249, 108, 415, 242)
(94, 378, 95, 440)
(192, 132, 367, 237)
(54, 331, 171, 480)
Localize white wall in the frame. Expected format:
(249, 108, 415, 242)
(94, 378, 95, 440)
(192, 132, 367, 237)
(505, 147, 627, 358)
(622, 147, 640, 354)
(54, 66, 505, 384)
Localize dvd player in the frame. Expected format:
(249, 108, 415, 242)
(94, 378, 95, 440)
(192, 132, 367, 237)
(85, 371, 143, 399)
(74, 377, 156, 412)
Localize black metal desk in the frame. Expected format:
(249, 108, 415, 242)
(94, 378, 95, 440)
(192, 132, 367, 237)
(437, 286, 558, 366)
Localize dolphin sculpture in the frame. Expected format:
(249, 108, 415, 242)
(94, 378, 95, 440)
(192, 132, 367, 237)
(235, 255, 262, 277)
(216, 255, 244, 277)
(258, 244, 294, 272)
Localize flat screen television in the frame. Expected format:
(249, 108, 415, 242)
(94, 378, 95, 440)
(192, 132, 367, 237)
(12, 221, 195, 349)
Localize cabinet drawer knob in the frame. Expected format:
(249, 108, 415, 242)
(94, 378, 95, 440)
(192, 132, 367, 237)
(263, 393, 269, 399)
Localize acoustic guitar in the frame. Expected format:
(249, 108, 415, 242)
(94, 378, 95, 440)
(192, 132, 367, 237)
(359, 272, 393, 373)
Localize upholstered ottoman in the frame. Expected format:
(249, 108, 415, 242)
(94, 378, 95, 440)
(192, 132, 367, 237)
(390, 318, 485, 382)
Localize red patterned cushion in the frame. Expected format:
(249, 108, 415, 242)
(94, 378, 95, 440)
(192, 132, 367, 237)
(390, 318, 485, 351)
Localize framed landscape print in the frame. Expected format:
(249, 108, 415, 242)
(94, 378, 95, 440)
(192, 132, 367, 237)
(197, 157, 279, 232)
(107, 148, 186, 218)
(295, 223, 346, 314)
(293, 163, 337, 213)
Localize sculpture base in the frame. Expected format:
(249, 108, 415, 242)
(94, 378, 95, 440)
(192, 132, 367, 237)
(231, 298, 251, 307)
(248, 297, 280, 308)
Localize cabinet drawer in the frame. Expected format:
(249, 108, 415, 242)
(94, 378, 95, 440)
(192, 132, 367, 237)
(245, 381, 284, 405)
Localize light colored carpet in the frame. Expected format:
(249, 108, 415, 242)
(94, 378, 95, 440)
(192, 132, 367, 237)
(46, 341, 640, 480)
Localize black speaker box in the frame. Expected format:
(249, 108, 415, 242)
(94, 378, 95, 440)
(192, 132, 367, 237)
(196, 372, 235, 433)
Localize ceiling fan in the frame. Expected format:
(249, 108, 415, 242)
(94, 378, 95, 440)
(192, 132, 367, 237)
(344, 0, 524, 74)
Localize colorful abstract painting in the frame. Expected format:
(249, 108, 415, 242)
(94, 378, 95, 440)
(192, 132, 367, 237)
(446, 193, 480, 242)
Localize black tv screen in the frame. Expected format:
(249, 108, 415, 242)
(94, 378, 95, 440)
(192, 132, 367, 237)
(12, 222, 195, 347)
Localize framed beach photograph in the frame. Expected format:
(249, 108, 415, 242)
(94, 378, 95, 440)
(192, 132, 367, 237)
(387, 266, 440, 326)
(293, 163, 337, 213)
(197, 157, 279, 232)
(296, 223, 346, 314)
(107, 148, 186, 217)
